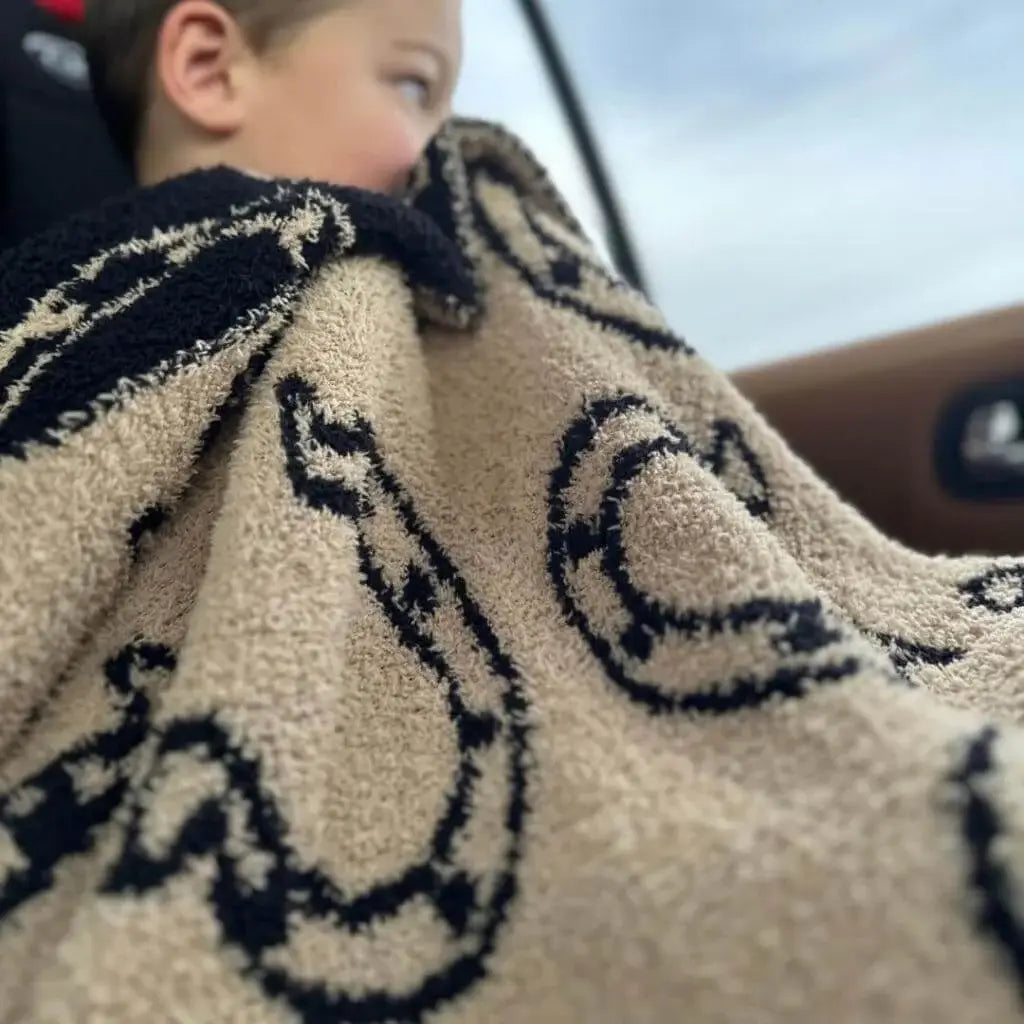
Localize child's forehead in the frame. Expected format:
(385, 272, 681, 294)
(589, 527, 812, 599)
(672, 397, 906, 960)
(329, 0, 461, 78)
(360, 0, 463, 46)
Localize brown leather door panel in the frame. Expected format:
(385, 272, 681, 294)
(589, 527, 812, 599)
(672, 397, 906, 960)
(733, 305, 1024, 556)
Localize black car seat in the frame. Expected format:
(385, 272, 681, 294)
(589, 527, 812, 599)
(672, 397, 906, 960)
(0, 0, 130, 250)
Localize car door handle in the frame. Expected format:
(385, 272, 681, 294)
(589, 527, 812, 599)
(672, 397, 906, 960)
(936, 379, 1024, 500)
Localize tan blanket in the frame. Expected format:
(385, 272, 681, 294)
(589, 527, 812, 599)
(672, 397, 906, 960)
(1, 119, 1023, 1023)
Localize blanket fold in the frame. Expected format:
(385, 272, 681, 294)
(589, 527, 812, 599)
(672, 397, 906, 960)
(1, 118, 1023, 1023)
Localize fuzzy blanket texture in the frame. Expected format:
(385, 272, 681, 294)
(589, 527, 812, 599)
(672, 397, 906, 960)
(1, 120, 1023, 1024)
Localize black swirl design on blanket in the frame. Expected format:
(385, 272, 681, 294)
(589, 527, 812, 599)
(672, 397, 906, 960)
(465, 156, 694, 355)
(0, 165, 479, 462)
(702, 418, 772, 520)
(0, 184, 345, 461)
(961, 566, 1024, 615)
(548, 395, 860, 713)
(99, 375, 531, 1022)
(0, 641, 175, 919)
(948, 727, 1024, 998)
(128, 505, 170, 560)
(871, 632, 965, 680)
(1, 381, 531, 1020)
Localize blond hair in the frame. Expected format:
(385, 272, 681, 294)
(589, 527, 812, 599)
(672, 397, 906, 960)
(84, 0, 342, 163)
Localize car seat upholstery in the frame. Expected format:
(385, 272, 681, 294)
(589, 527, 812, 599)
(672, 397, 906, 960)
(0, 0, 130, 249)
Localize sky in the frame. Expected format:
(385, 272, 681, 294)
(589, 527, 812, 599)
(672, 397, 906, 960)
(454, 0, 1024, 369)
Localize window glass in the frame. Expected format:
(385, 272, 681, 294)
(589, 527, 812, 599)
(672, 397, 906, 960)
(459, 0, 1024, 368)
(455, 0, 613, 268)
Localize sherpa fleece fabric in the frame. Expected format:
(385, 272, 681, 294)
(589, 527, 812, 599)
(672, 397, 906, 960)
(1, 119, 1023, 1024)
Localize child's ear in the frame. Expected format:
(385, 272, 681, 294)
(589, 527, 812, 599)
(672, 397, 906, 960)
(154, 0, 253, 136)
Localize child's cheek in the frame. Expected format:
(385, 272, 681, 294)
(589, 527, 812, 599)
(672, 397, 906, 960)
(391, 115, 431, 174)
(344, 112, 428, 194)
(370, 116, 431, 193)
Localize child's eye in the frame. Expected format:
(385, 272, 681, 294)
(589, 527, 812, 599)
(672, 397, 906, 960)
(395, 76, 431, 109)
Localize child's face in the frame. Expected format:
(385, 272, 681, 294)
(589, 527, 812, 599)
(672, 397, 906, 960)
(241, 0, 462, 193)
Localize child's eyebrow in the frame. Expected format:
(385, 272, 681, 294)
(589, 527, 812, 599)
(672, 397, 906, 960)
(393, 40, 453, 85)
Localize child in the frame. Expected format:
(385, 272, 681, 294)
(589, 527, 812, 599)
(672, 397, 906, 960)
(83, 0, 462, 193)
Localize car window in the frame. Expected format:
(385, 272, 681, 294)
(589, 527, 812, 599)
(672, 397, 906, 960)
(458, 0, 1024, 369)
(455, 0, 616, 269)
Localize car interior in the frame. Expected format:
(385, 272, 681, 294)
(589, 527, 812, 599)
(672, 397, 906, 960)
(2, 0, 1021, 557)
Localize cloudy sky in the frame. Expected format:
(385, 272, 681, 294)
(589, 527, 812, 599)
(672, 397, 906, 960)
(454, 0, 1024, 369)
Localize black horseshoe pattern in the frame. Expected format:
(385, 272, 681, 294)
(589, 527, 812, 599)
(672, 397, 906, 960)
(547, 394, 861, 714)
